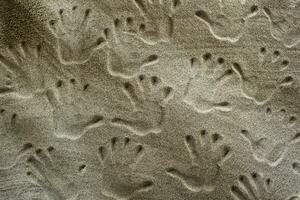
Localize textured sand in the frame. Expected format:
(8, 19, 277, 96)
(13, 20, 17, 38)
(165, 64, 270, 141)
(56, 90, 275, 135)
(0, 0, 299, 199)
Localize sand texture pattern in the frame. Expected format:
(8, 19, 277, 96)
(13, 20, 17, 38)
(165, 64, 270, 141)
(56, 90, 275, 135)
(0, 0, 299, 199)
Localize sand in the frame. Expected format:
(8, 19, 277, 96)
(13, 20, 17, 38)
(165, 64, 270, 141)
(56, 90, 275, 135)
(0, 0, 299, 199)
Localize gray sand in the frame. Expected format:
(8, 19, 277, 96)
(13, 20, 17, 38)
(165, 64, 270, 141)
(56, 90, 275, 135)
(0, 0, 299, 199)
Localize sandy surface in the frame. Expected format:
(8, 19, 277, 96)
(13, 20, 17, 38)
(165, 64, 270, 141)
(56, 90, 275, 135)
(0, 0, 299, 199)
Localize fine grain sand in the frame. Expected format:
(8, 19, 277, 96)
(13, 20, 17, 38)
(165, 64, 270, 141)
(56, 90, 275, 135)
(0, 0, 299, 200)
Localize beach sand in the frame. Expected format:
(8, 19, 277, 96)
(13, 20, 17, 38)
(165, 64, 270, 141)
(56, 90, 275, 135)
(0, 0, 299, 199)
